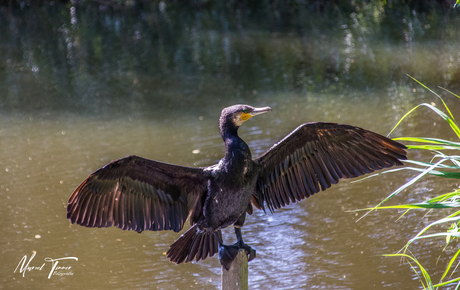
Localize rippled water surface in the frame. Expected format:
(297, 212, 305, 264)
(1, 2, 460, 289)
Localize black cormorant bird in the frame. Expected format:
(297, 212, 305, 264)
(67, 104, 407, 270)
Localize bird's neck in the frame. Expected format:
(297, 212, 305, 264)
(221, 126, 252, 172)
(220, 119, 238, 141)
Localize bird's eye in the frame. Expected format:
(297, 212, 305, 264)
(242, 109, 247, 113)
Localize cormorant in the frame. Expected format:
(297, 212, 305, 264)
(67, 104, 407, 270)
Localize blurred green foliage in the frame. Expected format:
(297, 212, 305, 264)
(0, 0, 458, 114)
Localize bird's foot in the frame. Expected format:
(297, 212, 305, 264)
(218, 244, 239, 271)
(235, 242, 256, 262)
(218, 242, 257, 271)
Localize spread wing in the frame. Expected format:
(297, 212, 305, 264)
(67, 155, 207, 233)
(253, 122, 407, 212)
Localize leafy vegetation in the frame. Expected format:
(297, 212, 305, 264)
(363, 78, 460, 289)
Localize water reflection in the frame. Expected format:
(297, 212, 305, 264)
(1, 1, 460, 289)
(1, 2, 459, 116)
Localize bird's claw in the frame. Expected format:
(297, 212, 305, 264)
(235, 242, 256, 261)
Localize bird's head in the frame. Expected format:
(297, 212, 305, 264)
(219, 105, 271, 136)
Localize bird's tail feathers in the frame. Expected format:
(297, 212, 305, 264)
(167, 224, 219, 264)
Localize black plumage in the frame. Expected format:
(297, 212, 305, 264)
(67, 104, 407, 270)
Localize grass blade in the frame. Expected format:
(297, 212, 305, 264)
(383, 254, 433, 288)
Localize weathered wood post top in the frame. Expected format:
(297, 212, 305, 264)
(221, 249, 248, 290)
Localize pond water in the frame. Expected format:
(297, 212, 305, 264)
(1, 2, 460, 289)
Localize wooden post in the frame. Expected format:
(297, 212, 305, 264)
(221, 249, 248, 290)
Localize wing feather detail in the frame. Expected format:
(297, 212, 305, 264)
(253, 122, 407, 211)
(67, 155, 207, 233)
